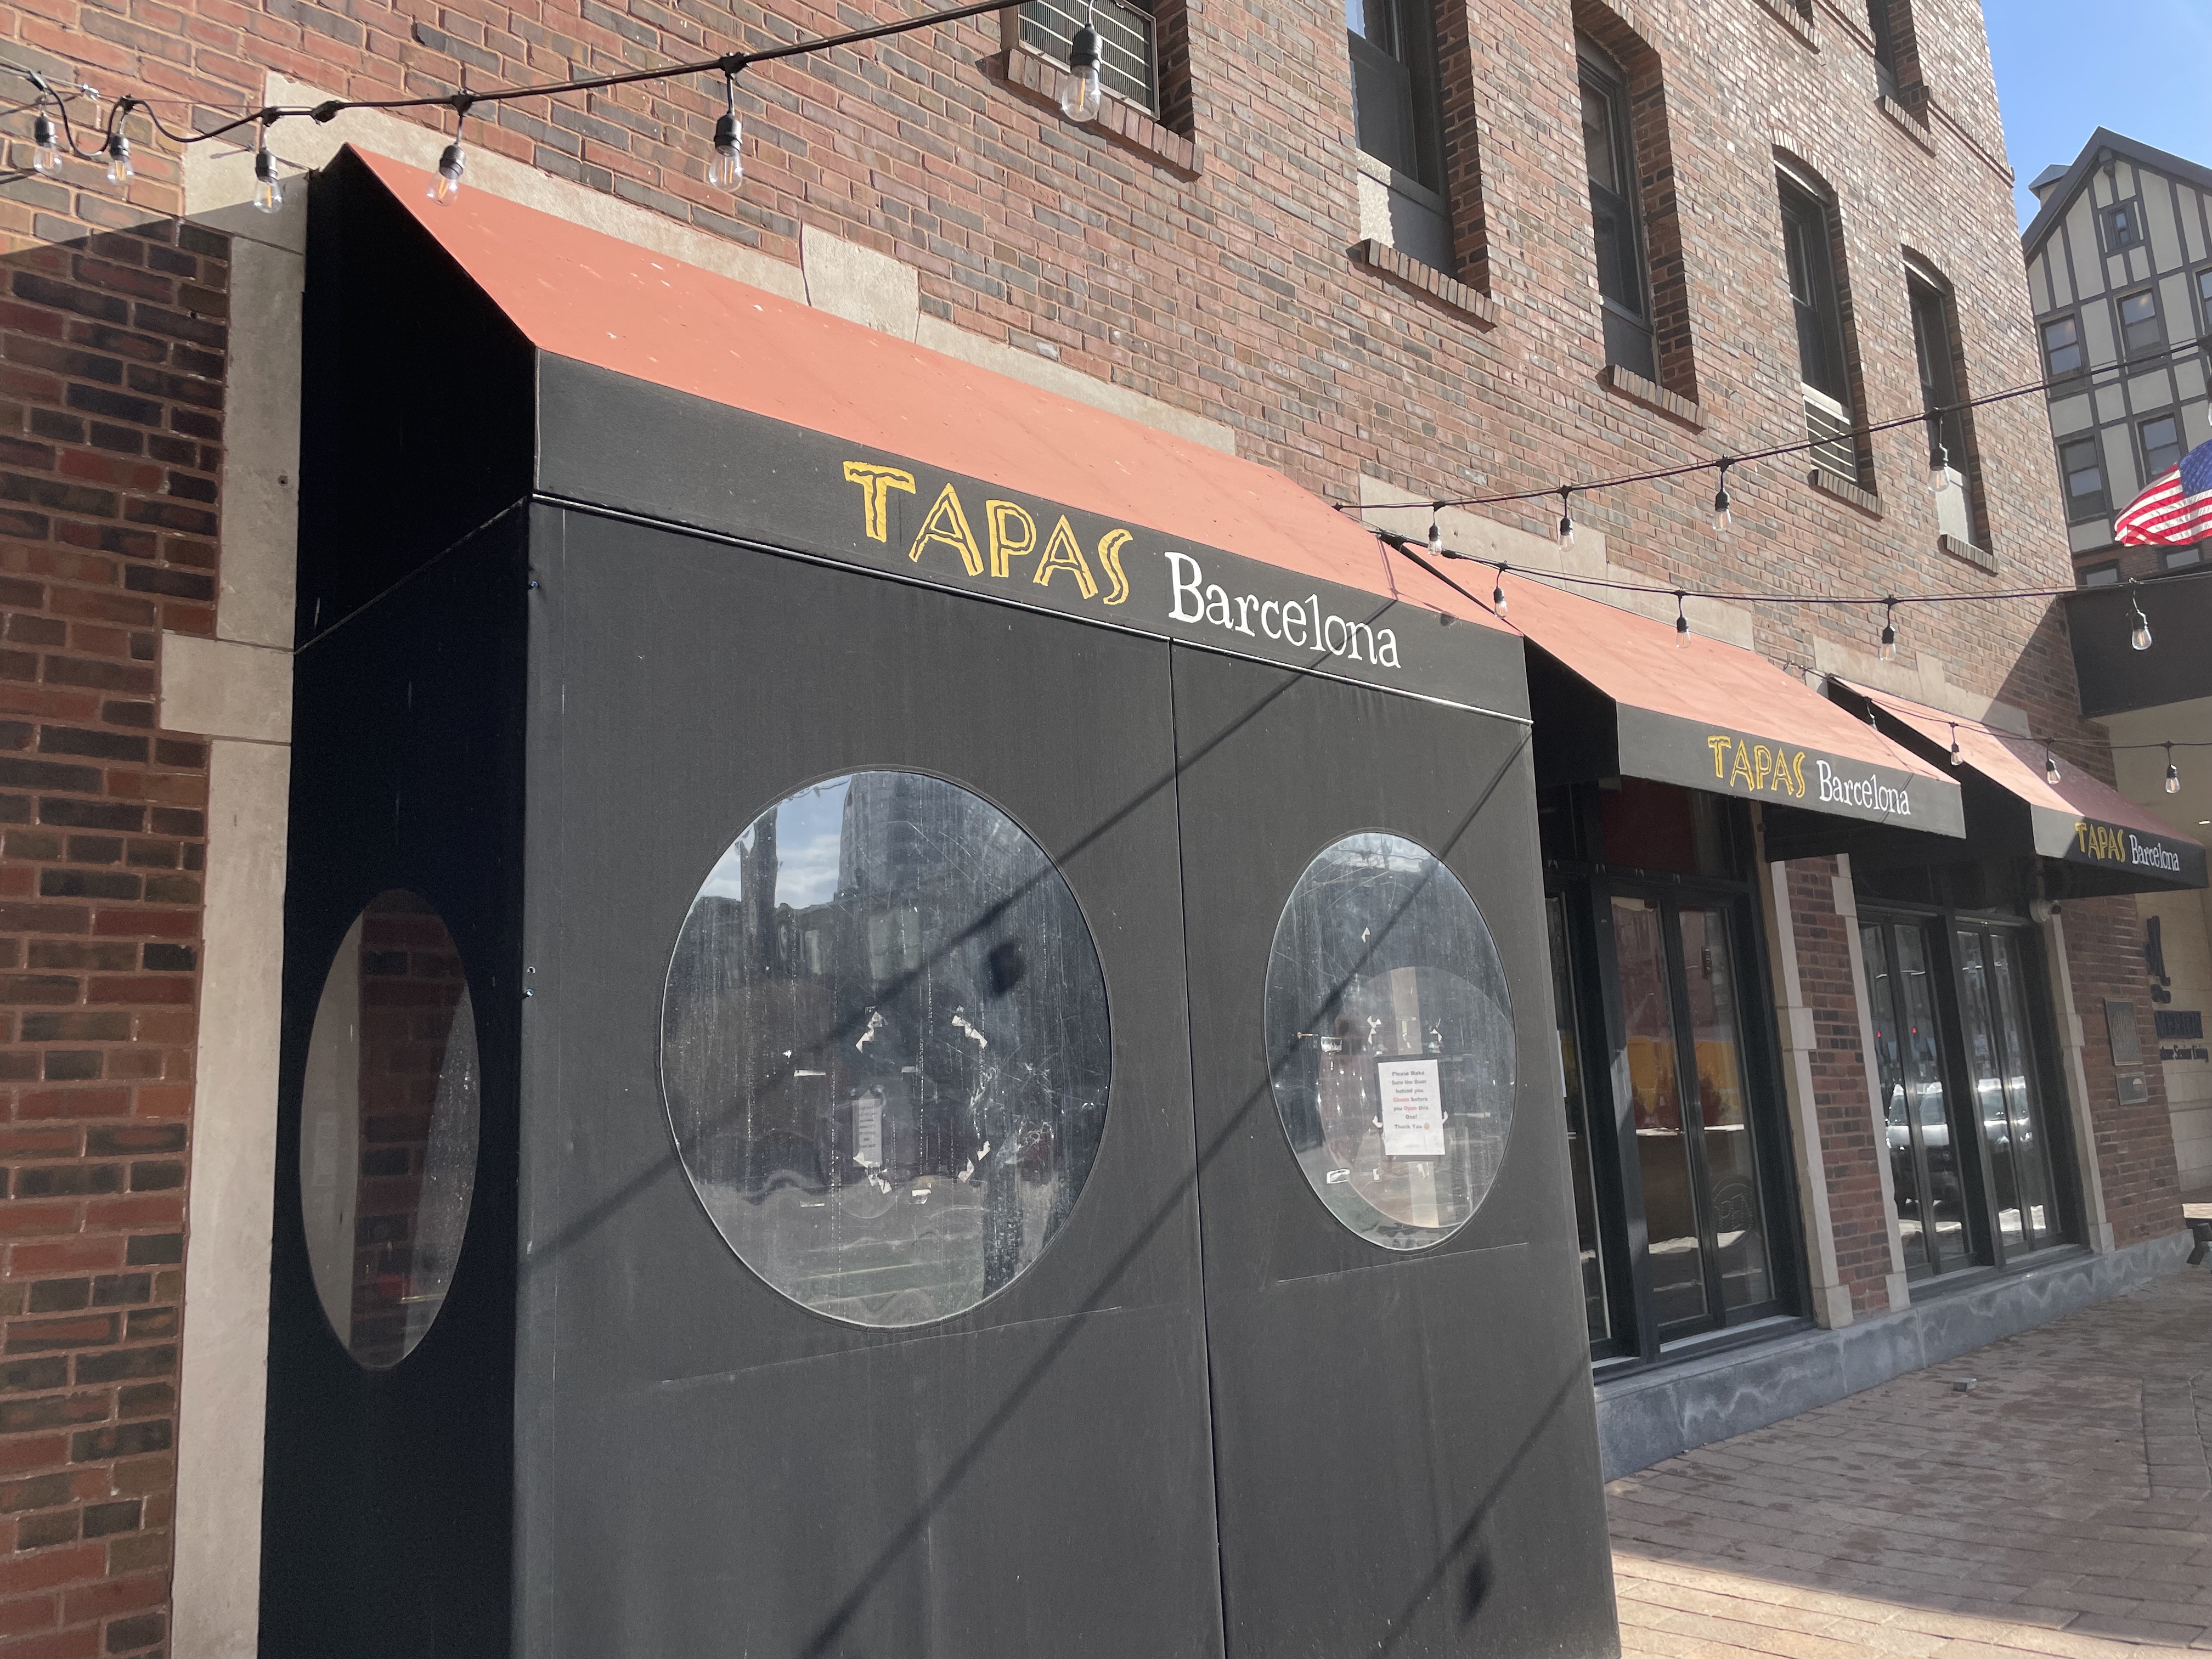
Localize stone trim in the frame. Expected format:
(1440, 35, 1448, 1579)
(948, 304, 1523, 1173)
(1939, 533, 1994, 572)
(1754, 0, 1819, 48)
(1592, 1229, 2197, 1479)
(1349, 239, 1497, 328)
(993, 49, 1201, 178)
(1808, 465, 1883, 517)
(1877, 88, 1938, 156)
(1601, 363, 1705, 430)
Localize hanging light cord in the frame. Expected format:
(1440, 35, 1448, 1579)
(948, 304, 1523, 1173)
(1, 0, 1023, 155)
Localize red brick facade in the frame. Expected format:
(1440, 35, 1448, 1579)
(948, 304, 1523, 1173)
(0, 212, 224, 1657)
(0, 0, 2190, 1646)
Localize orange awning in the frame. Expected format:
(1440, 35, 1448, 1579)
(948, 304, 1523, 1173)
(1832, 681, 2205, 892)
(1497, 573, 1965, 837)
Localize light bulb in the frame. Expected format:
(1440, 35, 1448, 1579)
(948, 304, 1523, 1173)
(1492, 575, 1507, 620)
(1060, 25, 1103, 122)
(1426, 507, 1442, 556)
(31, 114, 60, 175)
(2130, 608, 2152, 651)
(2045, 751, 2061, 786)
(1928, 442, 1952, 492)
(709, 112, 743, 188)
(2166, 747, 2181, 795)
(1557, 491, 1575, 548)
(104, 132, 131, 186)
(252, 143, 281, 213)
(1948, 725, 1962, 767)
(1711, 486, 1731, 533)
(1674, 594, 1689, 649)
(431, 140, 465, 203)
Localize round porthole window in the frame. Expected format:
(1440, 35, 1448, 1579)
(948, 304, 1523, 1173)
(298, 890, 482, 1368)
(661, 772, 1112, 1328)
(1264, 833, 1514, 1250)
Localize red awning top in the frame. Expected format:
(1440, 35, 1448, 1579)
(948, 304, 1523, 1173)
(1845, 681, 2205, 853)
(355, 149, 1498, 630)
(1500, 573, 1953, 786)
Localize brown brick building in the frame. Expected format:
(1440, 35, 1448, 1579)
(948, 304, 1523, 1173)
(0, 0, 2200, 1651)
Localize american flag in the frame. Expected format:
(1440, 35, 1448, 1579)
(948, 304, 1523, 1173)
(2115, 436, 2212, 546)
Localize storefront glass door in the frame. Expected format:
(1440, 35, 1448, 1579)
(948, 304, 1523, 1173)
(1548, 897, 1610, 1344)
(1860, 918, 1974, 1277)
(1956, 925, 2061, 1254)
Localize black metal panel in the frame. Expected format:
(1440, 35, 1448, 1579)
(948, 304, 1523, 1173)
(2063, 568, 2212, 718)
(262, 511, 529, 1658)
(1169, 648, 1619, 1659)
(299, 150, 535, 645)
(514, 507, 1223, 1658)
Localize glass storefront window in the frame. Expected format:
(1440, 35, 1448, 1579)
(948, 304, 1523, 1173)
(299, 890, 482, 1369)
(660, 772, 1111, 1328)
(1264, 833, 1515, 1250)
(1680, 905, 1771, 1312)
(1613, 896, 1705, 1329)
(1860, 919, 1971, 1278)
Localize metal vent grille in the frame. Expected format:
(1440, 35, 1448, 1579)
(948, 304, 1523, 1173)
(1021, 0, 1158, 114)
(1803, 385, 1860, 483)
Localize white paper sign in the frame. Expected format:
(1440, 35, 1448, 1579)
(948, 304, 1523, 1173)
(1378, 1058, 1446, 1158)
(854, 1092, 884, 1169)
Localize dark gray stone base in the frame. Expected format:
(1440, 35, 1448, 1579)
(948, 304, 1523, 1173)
(1593, 1232, 2200, 1480)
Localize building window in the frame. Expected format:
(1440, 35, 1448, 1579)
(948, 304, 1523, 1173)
(2197, 267, 2212, 335)
(2118, 289, 2163, 358)
(1578, 40, 1654, 380)
(2059, 436, 2108, 523)
(2040, 314, 2083, 379)
(2140, 411, 2186, 480)
(1779, 168, 1862, 483)
(2080, 561, 2121, 586)
(1020, 0, 1158, 113)
(1909, 262, 1984, 545)
(2161, 546, 2204, 571)
(1866, 0, 1901, 92)
(2102, 199, 2144, 252)
(1347, 0, 1453, 272)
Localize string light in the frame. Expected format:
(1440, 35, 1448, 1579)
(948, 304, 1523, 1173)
(1492, 564, 1508, 620)
(1060, 8, 1103, 122)
(707, 66, 743, 188)
(1711, 460, 1733, 534)
(251, 117, 280, 213)
(1878, 597, 1897, 663)
(429, 99, 470, 204)
(1674, 590, 1689, 648)
(103, 127, 130, 185)
(2045, 748, 2062, 786)
(2129, 583, 2153, 652)
(31, 111, 59, 173)
(1426, 505, 1443, 557)
(1948, 724, 1962, 766)
(1556, 488, 1575, 548)
(2168, 744, 2182, 796)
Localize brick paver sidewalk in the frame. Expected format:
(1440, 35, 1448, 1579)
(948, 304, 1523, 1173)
(1607, 1267, 2212, 1656)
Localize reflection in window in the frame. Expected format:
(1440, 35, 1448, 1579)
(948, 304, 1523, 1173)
(300, 890, 481, 1369)
(2060, 437, 2107, 523)
(2039, 314, 2081, 378)
(2118, 289, 2162, 357)
(1548, 897, 1607, 1343)
(1265, 833, 1514, 1250)
(661, 773, 1110, 1328)
(1579, 41, 1654, 380)
(1614, 896, 1702, 1328)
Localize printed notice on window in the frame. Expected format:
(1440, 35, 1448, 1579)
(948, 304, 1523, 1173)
(1378, 1058, 1446, 1159)
(854, 1092, 884, 1169)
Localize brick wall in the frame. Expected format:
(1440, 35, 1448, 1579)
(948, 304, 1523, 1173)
(0, 0, 2186, 1645)
(0, 201, 225, 1658)
(2063, 894, 2182, 1248)
(1787, 859, 1894, 1314)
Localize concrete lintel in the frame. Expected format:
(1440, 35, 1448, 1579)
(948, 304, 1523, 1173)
(916, 315, 1236, 454)
(161, 634, 292, 744)
(802, 224, 921, 340)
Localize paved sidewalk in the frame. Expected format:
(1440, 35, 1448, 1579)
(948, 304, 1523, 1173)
(1607, 1266, 2212, 1657)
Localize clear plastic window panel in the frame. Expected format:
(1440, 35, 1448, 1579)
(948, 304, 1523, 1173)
(661, 772, 1111, 1328)
(1264, 833, 1515, 1251)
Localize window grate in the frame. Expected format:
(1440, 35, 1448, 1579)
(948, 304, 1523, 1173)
(1803, 386, 1859, 483)
(1021, 0, 1158, 114)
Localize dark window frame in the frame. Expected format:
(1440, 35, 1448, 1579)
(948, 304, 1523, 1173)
(2058, 433, 2109, 524)
(2100, 197, 2146, 255)
(1013, 0, 1188, 131)
(2079, 559, 2121, 587)
(2038, 311, 2084, 380)
(2116, 286, 2165, 360)
(2138, 408, 2187, 481)
(1778, 165, 1865, 484)
(1577, 36, 1656, 381)
(1347, 0, 1447, 195)
(2194, 266, 2212, 340)
(1907, 258, 1989, 545)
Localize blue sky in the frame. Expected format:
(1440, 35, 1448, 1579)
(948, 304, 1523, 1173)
(1988, 1, 2212, 227)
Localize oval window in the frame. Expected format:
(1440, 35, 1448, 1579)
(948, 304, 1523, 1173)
(298, 890, 482, 1368)
(1264, 833, 1515, 1250)
(661, 772, 1112, 1328)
